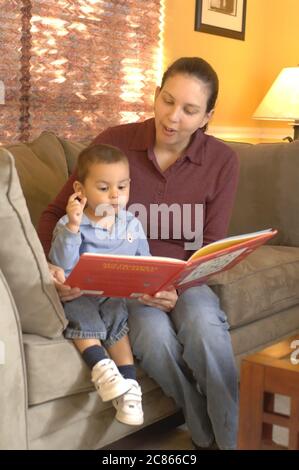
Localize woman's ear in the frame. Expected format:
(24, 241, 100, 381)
(202, 108, 215, 128)
(207, 108, 215, 121)
(73, 180, 84, 195)
(154, 86, 161, 102)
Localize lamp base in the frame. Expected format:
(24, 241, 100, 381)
(283, 124, 299, 142)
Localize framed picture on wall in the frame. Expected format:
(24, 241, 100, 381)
(195, 0, 247, 40)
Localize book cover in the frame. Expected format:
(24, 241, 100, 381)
(65, 229, 277, 298)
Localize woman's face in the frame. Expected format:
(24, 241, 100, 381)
(154, 73, 214, 151)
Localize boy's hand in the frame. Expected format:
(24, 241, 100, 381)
(48, 262, 82, 302)
(66, 192, 87, 233)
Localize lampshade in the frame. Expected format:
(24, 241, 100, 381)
(253, 67, 299, 139)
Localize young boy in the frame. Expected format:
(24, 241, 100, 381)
(49, 144, 150, 426)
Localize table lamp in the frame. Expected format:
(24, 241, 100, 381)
(253, 66, 299, 141)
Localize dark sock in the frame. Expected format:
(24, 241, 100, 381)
(82, 345, 107, 369)
(118, 364, 136, 381)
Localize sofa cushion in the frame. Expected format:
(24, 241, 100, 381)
(0, 148, 67, 338)
(23, 334, 149, 405)
(24, 334, 91, 405)
(5, 131, 69, 227)
(226, 140, 299, 247)
(209, 245, 299, 328)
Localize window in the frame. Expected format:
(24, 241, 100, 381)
(0, 0, 163, 144)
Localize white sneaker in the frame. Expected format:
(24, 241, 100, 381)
(91, 359, 131, 402)
(112, 379, 144, 426)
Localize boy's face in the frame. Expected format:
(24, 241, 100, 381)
(76, 161, 130, 217)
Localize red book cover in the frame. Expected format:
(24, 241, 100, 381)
(65, 229, 277, 298)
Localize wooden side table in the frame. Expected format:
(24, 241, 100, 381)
(238, 334, 299, 450)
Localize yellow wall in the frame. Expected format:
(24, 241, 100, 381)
(260, 0, 299, 91)
(163, 0, 299, 140)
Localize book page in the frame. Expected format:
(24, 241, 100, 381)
(177, 247, 247, 286)
(85, 252, 183, 264)
(189, 229, 273, 261)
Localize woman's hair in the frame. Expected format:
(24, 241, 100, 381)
(77, 144, 128, 182)
(160, 57, 219, 127)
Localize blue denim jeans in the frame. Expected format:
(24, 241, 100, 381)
(63, 296, 129, 347)
(127, 285, 238, 449)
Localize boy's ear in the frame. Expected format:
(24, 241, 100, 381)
(73, 180, 84, 194)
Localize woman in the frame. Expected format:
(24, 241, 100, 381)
(39, 57, 239, 449)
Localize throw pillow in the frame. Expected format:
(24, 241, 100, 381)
(0, 148, 67, 338)
(0, 268, 27, 449)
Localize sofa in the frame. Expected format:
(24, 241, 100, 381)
(1, 131, 299, 450)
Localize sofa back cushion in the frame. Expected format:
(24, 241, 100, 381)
(209, 245, 299, 329)
(5, 132, 69, 228)
(227, 140, 299, 247)
(0, 148, 67, 338)
(57, 136, 88, 174)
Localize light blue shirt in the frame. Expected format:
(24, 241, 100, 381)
(49, 210, 150, 276)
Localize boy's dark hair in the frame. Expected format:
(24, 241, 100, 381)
(77, 144, 128, 182)
(160, 57, 219, 132)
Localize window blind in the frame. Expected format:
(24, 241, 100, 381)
(0, 0, 163, 144)
(0, 1, 22, 143)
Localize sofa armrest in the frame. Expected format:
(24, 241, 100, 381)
(0, 269, 28, 449)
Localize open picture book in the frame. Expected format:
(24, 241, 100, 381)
(65, 228, 277, 298)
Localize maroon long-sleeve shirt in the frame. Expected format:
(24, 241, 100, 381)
(38, 118, 239, 267)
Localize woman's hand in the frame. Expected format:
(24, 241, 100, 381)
(138, 287, 178, 312)
(48, 262, 82, 302)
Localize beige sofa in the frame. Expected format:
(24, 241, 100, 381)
(1, 132, 299, 450)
